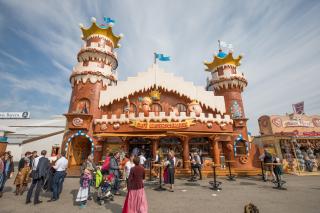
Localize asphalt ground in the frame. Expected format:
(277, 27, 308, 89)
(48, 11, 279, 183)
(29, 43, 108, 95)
(0, 174, 320, 213)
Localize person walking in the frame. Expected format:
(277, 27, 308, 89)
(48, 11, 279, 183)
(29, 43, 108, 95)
(0, 153, 5, 198)
(14, 157, 31, 195)
(194, 152, 203, 180)
(123, 154, 135, 191)
(0, 152, 13, 197)
(259, 149, 275, 181)
(110, 152, 121, 195)
(26, 150, 49, 205)
(80, 154, 96, 200)
(48, 151, 68, 202)
(139, 152, 147, 167)
(122, 156, 148, 213)
(29, 151, 38, 168)
(6, 151, 14, 179)
(18, 152, 31, 172)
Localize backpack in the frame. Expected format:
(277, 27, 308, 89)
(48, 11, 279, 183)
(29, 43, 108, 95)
(102, 156, 110, 171)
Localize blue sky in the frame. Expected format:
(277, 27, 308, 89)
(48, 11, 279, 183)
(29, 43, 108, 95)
(0, 0, 319, 134)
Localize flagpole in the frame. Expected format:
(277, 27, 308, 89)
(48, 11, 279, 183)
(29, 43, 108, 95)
(154, 52, 157, 64)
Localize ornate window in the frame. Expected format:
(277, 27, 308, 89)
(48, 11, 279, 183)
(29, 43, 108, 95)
(175, 103, 187, 112)
(235, 141, 247, 155)
(123, 103, 137, 115)
(151, 103, 162, 116)
(75, 99, 90, 114)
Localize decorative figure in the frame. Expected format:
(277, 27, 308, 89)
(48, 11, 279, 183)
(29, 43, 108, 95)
(142, 96, 152, 116)
(230, 100, 242, 118)
(81, 102, 89, 114)
(188, 100, 202, 116)
(207, 122, 213, 129)
(124, 97, 130, 115)
(169, 106, 179, 116)
(149, 89, 161, 101)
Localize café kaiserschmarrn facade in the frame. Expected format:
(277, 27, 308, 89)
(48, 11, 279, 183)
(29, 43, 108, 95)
(61, 17, 261, 176)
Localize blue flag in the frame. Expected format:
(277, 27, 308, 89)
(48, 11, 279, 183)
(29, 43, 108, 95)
(103, 17, 115, 25)
(155, 53, 171, 61)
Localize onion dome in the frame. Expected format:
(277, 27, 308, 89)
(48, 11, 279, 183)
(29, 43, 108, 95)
(80, 17, 122, 48)
(204, 50, 242, 72)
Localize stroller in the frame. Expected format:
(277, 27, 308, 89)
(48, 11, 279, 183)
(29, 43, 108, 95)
(96, 172, 115, 205)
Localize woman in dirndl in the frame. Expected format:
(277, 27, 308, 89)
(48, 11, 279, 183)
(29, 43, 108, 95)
(122, 156, 148, 213)
(166, 152, 175, 192)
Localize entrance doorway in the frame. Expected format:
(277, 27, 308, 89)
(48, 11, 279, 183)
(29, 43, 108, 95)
(128, 137, 152, 159)
(69, 136, 92, 166)
(159, 137, 182, 158)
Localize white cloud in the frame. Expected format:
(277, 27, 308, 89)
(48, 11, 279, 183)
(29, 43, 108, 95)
(0, 50, 28, 66)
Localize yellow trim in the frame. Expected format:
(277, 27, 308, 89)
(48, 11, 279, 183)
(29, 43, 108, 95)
(81, 22, 121, 48)
(94, 133, 167, 137)
(204, 52, 242, 71)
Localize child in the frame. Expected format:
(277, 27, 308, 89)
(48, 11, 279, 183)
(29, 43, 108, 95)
(14, 158, 31, 195)
(76, 169, 92, 208)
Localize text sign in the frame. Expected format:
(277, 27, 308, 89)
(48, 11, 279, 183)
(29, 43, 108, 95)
(130, 119, 195, 130)
(0, 112, 30, 119)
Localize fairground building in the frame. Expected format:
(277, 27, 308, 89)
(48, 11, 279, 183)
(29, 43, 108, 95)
(62, 17, 261, 176)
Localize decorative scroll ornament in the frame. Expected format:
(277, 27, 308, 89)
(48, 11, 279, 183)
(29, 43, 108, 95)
(72, 117, 83, 127)
(207, 122, 213, 129)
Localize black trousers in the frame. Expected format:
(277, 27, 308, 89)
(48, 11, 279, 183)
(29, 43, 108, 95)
(26, 178, 44, 203)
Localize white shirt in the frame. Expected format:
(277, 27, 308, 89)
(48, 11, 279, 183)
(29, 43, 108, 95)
(32, 156, 43, 170)
(124, 161, 135, 178)
(53, 156, 68, 172)
(139, 155, 146, 165)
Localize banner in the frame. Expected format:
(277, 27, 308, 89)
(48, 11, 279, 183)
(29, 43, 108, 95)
(130, 119, 195, 130)
(0, 112, 30, 119)
(292, 101, 304, 114)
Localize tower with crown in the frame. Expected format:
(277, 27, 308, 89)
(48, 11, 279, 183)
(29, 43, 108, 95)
(205, 42, 257, 170)
(62, 17, 123, 166)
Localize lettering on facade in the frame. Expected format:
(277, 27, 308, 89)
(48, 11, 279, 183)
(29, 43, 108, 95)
(130, 119, 195, 130)
(283, 119, 314, 128)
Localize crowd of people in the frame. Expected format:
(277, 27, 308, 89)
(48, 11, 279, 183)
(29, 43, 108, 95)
(0, 150, 68, 205)
(0, 147, 272, 213)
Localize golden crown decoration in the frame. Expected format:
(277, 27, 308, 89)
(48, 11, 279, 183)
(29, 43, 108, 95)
(79, 17, 123, 48)
(149, 89, 161, 101)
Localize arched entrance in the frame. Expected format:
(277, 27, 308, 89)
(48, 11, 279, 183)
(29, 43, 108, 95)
(65, 131, 94, 167)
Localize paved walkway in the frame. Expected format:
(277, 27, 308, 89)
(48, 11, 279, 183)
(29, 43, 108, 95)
(0, 175, 320, 213)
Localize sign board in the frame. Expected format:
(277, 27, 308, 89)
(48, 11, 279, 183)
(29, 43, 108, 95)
(0, 112, 30, 119)
(130, 119, 195, 130)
